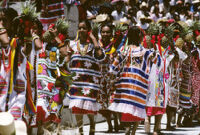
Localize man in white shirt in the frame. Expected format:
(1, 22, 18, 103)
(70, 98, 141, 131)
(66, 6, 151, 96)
(111, 0, 127, 21)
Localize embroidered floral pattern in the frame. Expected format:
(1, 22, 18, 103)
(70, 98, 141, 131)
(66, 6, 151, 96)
(72, 74, 80, 80)
(84, 61, 92, 68)
(93, 76, 99, 84)
(81, 88, 91, 95)
(0, 76, 7, 97)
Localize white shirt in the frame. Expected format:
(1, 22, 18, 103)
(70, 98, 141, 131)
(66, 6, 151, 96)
(111, 10, 125, 21)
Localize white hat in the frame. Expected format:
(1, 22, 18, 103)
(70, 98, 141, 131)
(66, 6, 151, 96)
(0, 112, 27, 135)
(93, 14, 108, 23)
(193, 0, 200, 4)
(140, 2, 148, 8)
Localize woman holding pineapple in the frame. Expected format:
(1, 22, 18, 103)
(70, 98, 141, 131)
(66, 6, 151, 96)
(68, 20, 105, 135)
(36, 18, 72, 134)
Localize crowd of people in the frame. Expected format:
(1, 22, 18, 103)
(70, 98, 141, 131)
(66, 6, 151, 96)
(0, 0, 200, 135)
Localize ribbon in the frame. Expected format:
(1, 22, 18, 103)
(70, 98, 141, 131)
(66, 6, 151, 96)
(195, 30, 200, 36)
(117, 31, 128, 52)
(25, 69, 36, 114)
(157, 35, 162, 57)
(8, 38, 17, 94)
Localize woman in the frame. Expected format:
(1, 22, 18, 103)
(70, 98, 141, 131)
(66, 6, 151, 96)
(36, 23, 71, 134)
(68, 20, 105, 135)
(177, 39, 193, 127)
(98, 23, 119, 132)
(109, 26, 155, 135)
(191, 42, 200, 122)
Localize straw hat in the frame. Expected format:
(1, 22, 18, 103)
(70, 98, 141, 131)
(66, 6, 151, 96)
(93, 14, 108, 23)
(0, 112, 27, 135)
(111, 0, 127, 5)
(193, 0, 200, 4)
(113, 17, 131, 25)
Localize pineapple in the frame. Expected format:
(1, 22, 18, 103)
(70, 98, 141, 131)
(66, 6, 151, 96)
(184, 32, 193, 43)
(43, 19, 70, 42)
(175, 38, 184, 49)
(196, 35, 200, 45)
(55, 18, 70, 35)
(147, 23, 161, 36)
(145, 35, 153, 48)
(43, 30, 54, 43)
(161, 36, 169, 49)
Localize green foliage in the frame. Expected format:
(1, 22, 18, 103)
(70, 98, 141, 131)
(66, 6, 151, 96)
(190, 21, 200, 31)
(147, 23, 162, 36)
(114, 23, 127, 33)
(55, 18, 70, 35)
(21, 1, 39, 20)
(91, 22, 101, 39)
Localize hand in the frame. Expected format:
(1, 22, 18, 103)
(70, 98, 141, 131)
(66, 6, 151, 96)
(30, 28, 38, 37)
(49, 27, 58, 37)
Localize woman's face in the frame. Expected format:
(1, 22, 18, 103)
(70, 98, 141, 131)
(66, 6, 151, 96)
(32, 23, 40, 35)
(101, 26, 112, 43)
(78, 22, 88, 39)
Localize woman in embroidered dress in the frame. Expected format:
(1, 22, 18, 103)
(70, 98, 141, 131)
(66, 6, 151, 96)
(98, 23, 119, 132)
(191, 41, 200, 122)
(0, 7, 11, 114)
(109, 26, 155, 135)
(68, 20, 105, 135)
(36, 23, 71, 134)
(0, 7, 30, 121)
(177, 39, 193, 127)
(22, 18, 43, 134)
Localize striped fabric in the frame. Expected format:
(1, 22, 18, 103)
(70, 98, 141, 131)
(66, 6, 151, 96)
(179, 57, 192, 109)
(68, 42, 102, 113)
(40, 0, 65, 29)
(109, 47, 153, 120)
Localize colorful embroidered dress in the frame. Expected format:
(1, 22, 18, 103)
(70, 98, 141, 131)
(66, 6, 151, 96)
(37, 44, 61, 123)
(168, 48, 187, 108)
(68, 40, 104, 114)
(146, 47, 174, 116)
(40, 0, 65, 30)
(98, 41, 117, 110)
(109, 46, 153, 121)
(179, 52, 193, 109)
(191, 49, 200, 114)
(0, 40, 27, 120)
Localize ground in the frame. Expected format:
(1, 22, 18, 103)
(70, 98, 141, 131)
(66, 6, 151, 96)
(82, 114, 200, 135)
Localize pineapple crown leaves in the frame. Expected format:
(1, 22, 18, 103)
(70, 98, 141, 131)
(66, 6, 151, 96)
(0, 1, 3, 8)
(180, 26, 193, 38)
(114, 23, 127, 33)
(21, 1, 39, 20)
(55, 18, 70, 34)
(91, 22, 101, 34)
(162, 24, 175, 39)
(147, 23, 162, 36)
(91, 22, 101, 39)
(190, 21, 200, 31)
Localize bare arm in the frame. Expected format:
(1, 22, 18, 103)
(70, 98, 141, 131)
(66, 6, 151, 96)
(31, 29, 42, 50)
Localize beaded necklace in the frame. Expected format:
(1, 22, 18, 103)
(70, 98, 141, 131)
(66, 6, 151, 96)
(2, 48, 11, 73)
(77, 40, 89, 56)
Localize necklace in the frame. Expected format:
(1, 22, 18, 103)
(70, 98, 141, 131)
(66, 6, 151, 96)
(2, 48, 11, 73)
(77, 40, 89, 56)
